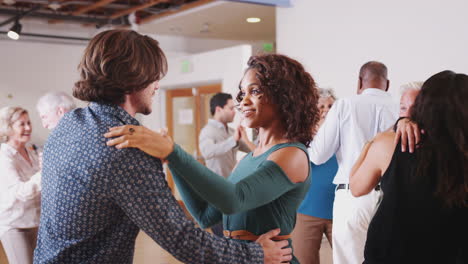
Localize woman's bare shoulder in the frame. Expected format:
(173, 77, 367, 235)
(372, 131, 396, 150)
(267, 146, 309, 183)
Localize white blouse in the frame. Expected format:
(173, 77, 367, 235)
(0, 143, 41, 238)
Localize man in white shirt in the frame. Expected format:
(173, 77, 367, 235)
(199, 92, 255, 236)
(308, 61, 398, 264)
(199, 93, 255, 178)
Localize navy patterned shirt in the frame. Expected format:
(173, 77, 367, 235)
(34, 102, 263, 264)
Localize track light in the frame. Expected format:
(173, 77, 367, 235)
(7, 20, 22, 40)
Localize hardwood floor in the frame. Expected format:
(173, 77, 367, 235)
(132, 232, 333, 264)
(0, 228, 332, 264)
(133, 232, 183, 264)
(320, 235, 333, 264)
(0, 243, 8, 264)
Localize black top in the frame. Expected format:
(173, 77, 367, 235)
(364, 143, 467, 264)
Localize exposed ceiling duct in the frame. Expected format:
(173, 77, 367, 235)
(0, 0, 212, 28)
(0, 5, 128, 27)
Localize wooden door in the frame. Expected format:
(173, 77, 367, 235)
(165, 84, 221, 193)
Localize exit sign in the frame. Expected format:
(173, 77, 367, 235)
(181, 59, 193, 73)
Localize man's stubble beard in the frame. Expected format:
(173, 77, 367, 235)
(140, 103, 152, 115)
(135, 96, 152, 115)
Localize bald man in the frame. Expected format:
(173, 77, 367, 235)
(308, 61, 398, 264)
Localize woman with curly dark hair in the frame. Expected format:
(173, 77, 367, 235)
(105, 54, 320, 263)
(350, 70, 468, 263)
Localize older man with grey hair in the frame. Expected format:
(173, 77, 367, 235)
(36, 92, 76, 130)
(399, 81, 422, 117)
(308, 61, 398, 264)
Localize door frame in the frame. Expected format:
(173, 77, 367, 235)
(165, 84, 221, 192)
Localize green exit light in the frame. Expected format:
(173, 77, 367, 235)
(263, 43, 274, 52)
(181, 60, 191, 73)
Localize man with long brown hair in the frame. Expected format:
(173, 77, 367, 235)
(33, 29, 291, 264)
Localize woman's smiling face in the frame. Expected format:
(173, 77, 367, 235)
(9, 113, 32, 144)
(237, 69, 277, 129)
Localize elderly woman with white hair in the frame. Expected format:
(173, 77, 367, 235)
(36, 91, 76, 130)
(0, 106, 41, 264)
(291, 88, 338, 264)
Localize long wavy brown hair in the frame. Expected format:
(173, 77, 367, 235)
(410, 70, 468, 207)
(73, 29, 167, 104)
(236, 54, 320, 147)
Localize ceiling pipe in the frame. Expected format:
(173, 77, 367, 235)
(5, 0, 171, 13)
(0, 4, 41, 27)
(0, 8, 129, 26)
(108, 0, 168, 20)
(140, 0, 215, 24)
(71, 0, 118, 16)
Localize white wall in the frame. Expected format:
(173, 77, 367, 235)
(161, 44, 252, 91)
(153, 34, 270, 55)
(0, 40, 86, 145)
(276, 0, 468, 99)
(0, 22, 255, 145)
(141, 45, 253, 130)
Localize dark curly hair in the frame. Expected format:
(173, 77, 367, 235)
(410, 70, 468, 207)
(73, 29, 167, 104)
(236, 54, 320, 147)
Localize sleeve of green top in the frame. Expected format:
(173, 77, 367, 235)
(167, 144, 297, 215)
(170, 165, 222, 229)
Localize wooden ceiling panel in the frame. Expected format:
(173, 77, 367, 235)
(71, 0, 119, 16)
(0, 0, 210, 27)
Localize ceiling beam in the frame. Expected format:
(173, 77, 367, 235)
(108, 0, 169, 20)
(0, 8, 128, 26)
(139, 0, 216, 24)
(0, 5, 41, 27)
(48, 0, 118, 24)
(71, 0, 118, 16)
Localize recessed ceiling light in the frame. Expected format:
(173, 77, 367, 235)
(246, 17, 261, 23)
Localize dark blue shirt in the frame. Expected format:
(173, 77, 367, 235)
(33, 102, 263, 264)
(297, 156, 338, 219)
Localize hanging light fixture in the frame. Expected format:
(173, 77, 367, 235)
(7, 20, 22, 40)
